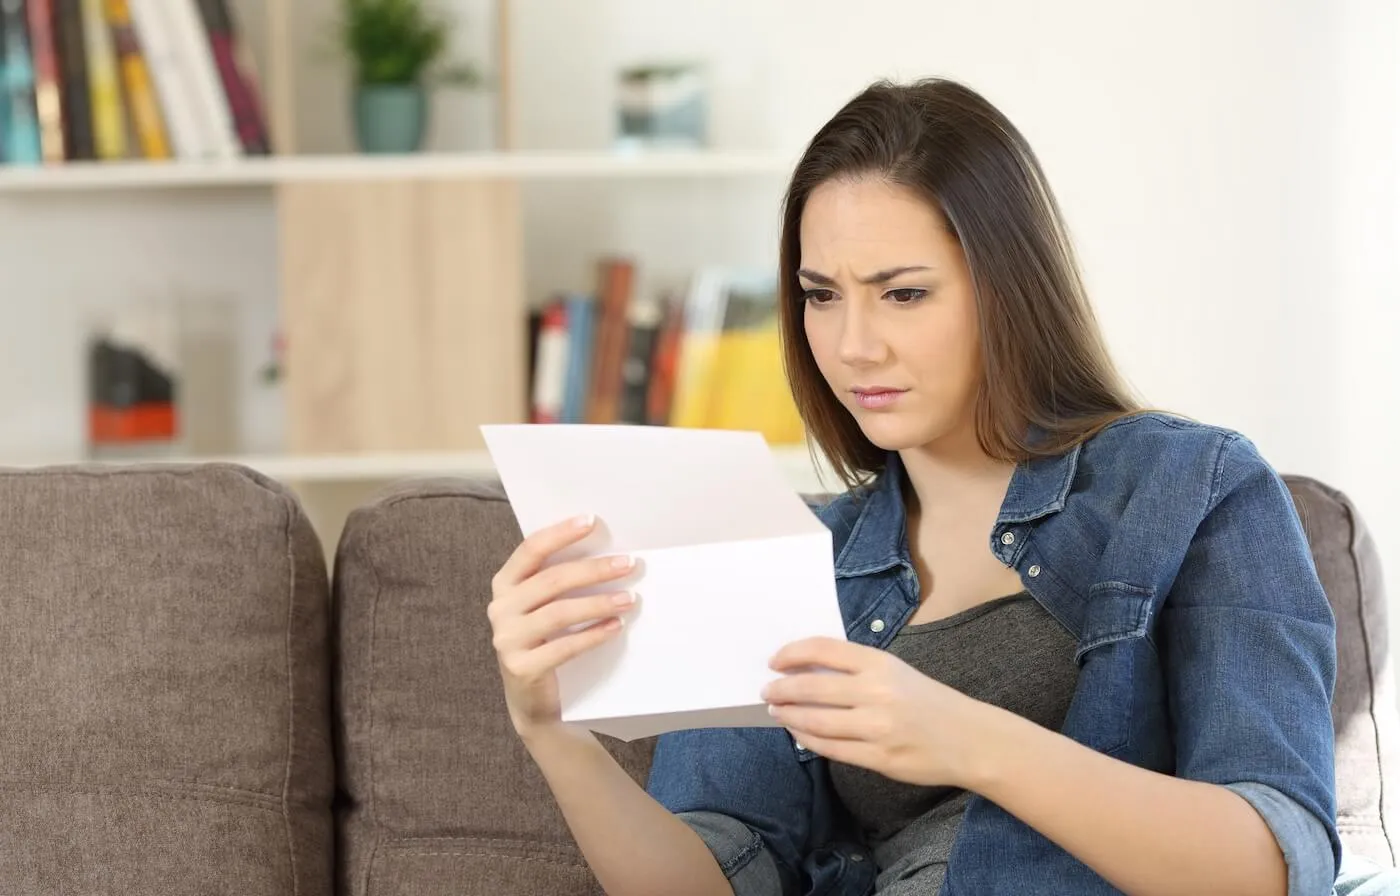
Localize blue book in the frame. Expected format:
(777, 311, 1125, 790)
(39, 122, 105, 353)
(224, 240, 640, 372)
(560, 293, 595, 424)
(0, 0, 41, 165)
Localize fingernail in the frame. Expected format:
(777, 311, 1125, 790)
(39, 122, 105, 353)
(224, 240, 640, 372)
(611, 555, 635, 570)
(611, 591, 634, 607)
(767, 704, 779, 717)
(573, 513, 595, 529)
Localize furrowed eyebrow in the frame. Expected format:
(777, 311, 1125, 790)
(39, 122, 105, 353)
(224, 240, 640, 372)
(797, 265, 932, 286)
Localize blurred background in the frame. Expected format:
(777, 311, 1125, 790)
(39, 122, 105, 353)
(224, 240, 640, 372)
(1, 0, 1396, 633)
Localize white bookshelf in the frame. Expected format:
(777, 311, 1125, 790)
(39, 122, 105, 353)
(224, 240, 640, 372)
(0, 1, 805, 540)
(0, 150, 796, 193)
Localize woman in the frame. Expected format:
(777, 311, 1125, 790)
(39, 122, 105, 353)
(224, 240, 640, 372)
(487, 79, 1373, 895)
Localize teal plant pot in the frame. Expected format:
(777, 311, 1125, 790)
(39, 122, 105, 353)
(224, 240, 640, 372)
(354, 84, 428, 154)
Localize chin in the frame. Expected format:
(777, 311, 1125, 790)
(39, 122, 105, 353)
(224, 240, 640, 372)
(852, 414, 942, 453)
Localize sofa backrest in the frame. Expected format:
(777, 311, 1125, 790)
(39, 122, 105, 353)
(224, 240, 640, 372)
(0, 464, 335, 896)
(1286, 475, 1399, 866)
(4, 464, 1387, 895)
(332, 477, 656, 896)
(332, 472, 1398, 895)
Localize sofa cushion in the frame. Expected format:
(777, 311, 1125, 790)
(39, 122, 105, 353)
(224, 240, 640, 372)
(1285, 475, 1400, 867)
(332, 477, 656, 896)
(0, 463, 334, 896)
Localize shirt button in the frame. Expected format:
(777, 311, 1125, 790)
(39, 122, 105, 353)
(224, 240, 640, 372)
(1028, 564, 1041, 578)
(851, 852, 865, 863)
(1001, 531, 1016, 545)
(869, 618, 886, 633)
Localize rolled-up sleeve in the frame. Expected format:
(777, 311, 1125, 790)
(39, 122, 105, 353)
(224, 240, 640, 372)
(674, 810, 788, 896)
(1227, 782, 1338, 896)
(647, 727, 817, 896)
(1161, 435, 1342, 889)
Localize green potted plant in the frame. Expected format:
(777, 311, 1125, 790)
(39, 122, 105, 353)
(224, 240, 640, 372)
(334, 0, 481, 154)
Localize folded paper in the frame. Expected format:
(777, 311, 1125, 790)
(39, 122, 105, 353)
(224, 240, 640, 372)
(481, 424, 848, 741)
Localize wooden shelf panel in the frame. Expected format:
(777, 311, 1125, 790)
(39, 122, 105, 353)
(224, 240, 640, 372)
(278, 177, 528, 454)
(0, 150, 796, 192)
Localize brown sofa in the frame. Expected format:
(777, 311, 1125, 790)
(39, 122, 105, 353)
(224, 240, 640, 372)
(1, 464, 1395, 895)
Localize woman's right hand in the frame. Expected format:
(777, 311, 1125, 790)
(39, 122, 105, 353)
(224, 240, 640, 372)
(488, 513, 637, 739)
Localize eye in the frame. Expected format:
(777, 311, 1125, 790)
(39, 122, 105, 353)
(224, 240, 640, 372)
(802, 288, 838, 306)
(886, 288, 928, 305)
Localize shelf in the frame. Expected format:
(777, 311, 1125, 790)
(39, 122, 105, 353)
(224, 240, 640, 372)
(4, 444, 841, 493)
(0, 149, 798, 193)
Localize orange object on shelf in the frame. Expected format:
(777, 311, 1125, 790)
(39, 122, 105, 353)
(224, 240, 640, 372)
(88, 402, 178, 444)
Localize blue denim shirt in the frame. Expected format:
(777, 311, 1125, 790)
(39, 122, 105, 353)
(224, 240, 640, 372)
(647, 412, 1340, 895)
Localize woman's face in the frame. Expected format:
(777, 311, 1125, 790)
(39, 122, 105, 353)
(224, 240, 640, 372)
(800, 176, 983, 454)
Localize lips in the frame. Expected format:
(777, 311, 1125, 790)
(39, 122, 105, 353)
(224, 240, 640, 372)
(851, 388, 907, 410)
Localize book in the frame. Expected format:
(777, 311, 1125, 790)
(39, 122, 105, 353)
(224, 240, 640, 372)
(26, 0, 65, 162)
(106, 0, 170, 159)
(54, 0, 94, 160)
(193, 0, 268, 154)
(80, 0, 126, 159)
(586, 256, 636, 423)
(1, 0, 42, 164)
(559, 293, 596, 425)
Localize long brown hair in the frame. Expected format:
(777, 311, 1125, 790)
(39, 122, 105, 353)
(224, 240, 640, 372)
(779, 78, 1142, 487)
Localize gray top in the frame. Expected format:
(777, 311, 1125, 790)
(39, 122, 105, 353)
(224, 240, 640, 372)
(827, 592, 1079, 893)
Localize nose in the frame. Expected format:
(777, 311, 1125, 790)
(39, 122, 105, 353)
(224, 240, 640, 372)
(837, 301, 889, 368)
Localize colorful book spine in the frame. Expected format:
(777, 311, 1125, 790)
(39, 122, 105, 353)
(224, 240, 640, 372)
(617, 299, 662, 425)
(127, 0, 204, 159)
(26, 0, 65, 163)
(164, 0, 239, 159)
(80, 0, 126, 159)
(646, 299, 684, 426)
(0, 0, 41, 165)
(194, 0, 267, 154)
(530, 300, 569, 424)
(586, 257, 636, 423)
(105, 0, 169, 159)
(560, 294, 596, 424)
(55, 0, 94, 160)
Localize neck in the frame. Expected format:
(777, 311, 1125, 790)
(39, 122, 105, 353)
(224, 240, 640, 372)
(898, 422, 1016, 518)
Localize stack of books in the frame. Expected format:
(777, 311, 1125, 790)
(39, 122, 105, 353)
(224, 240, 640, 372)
(528, 258, 806, 447)
(0, 0, 268, 166)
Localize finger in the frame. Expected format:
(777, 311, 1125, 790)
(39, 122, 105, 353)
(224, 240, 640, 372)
(495, 513, 598, 588)
(762, 670, 861, 709)
(501, 616, 625, 680)
(768, 703, 871, 741)
(502, 590, 636, 651)
(512, 554, 637, 615)
(769, 637, 874, 674)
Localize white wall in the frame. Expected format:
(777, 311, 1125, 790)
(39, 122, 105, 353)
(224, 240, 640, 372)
(0, 0, 1394, 630)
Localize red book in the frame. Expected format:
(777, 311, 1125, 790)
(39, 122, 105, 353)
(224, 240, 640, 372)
(646, 299, 685, 426)
(193, 0, 269, 154)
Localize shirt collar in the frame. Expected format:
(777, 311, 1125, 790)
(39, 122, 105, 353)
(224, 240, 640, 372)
(831, 442, 1082, 578)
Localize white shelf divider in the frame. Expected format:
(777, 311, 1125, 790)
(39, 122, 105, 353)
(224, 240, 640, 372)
(0, 149, 797, 193)
(5, 443, 842, 494)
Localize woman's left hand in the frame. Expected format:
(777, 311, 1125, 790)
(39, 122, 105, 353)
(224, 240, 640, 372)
(762, 636, 993, 788)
